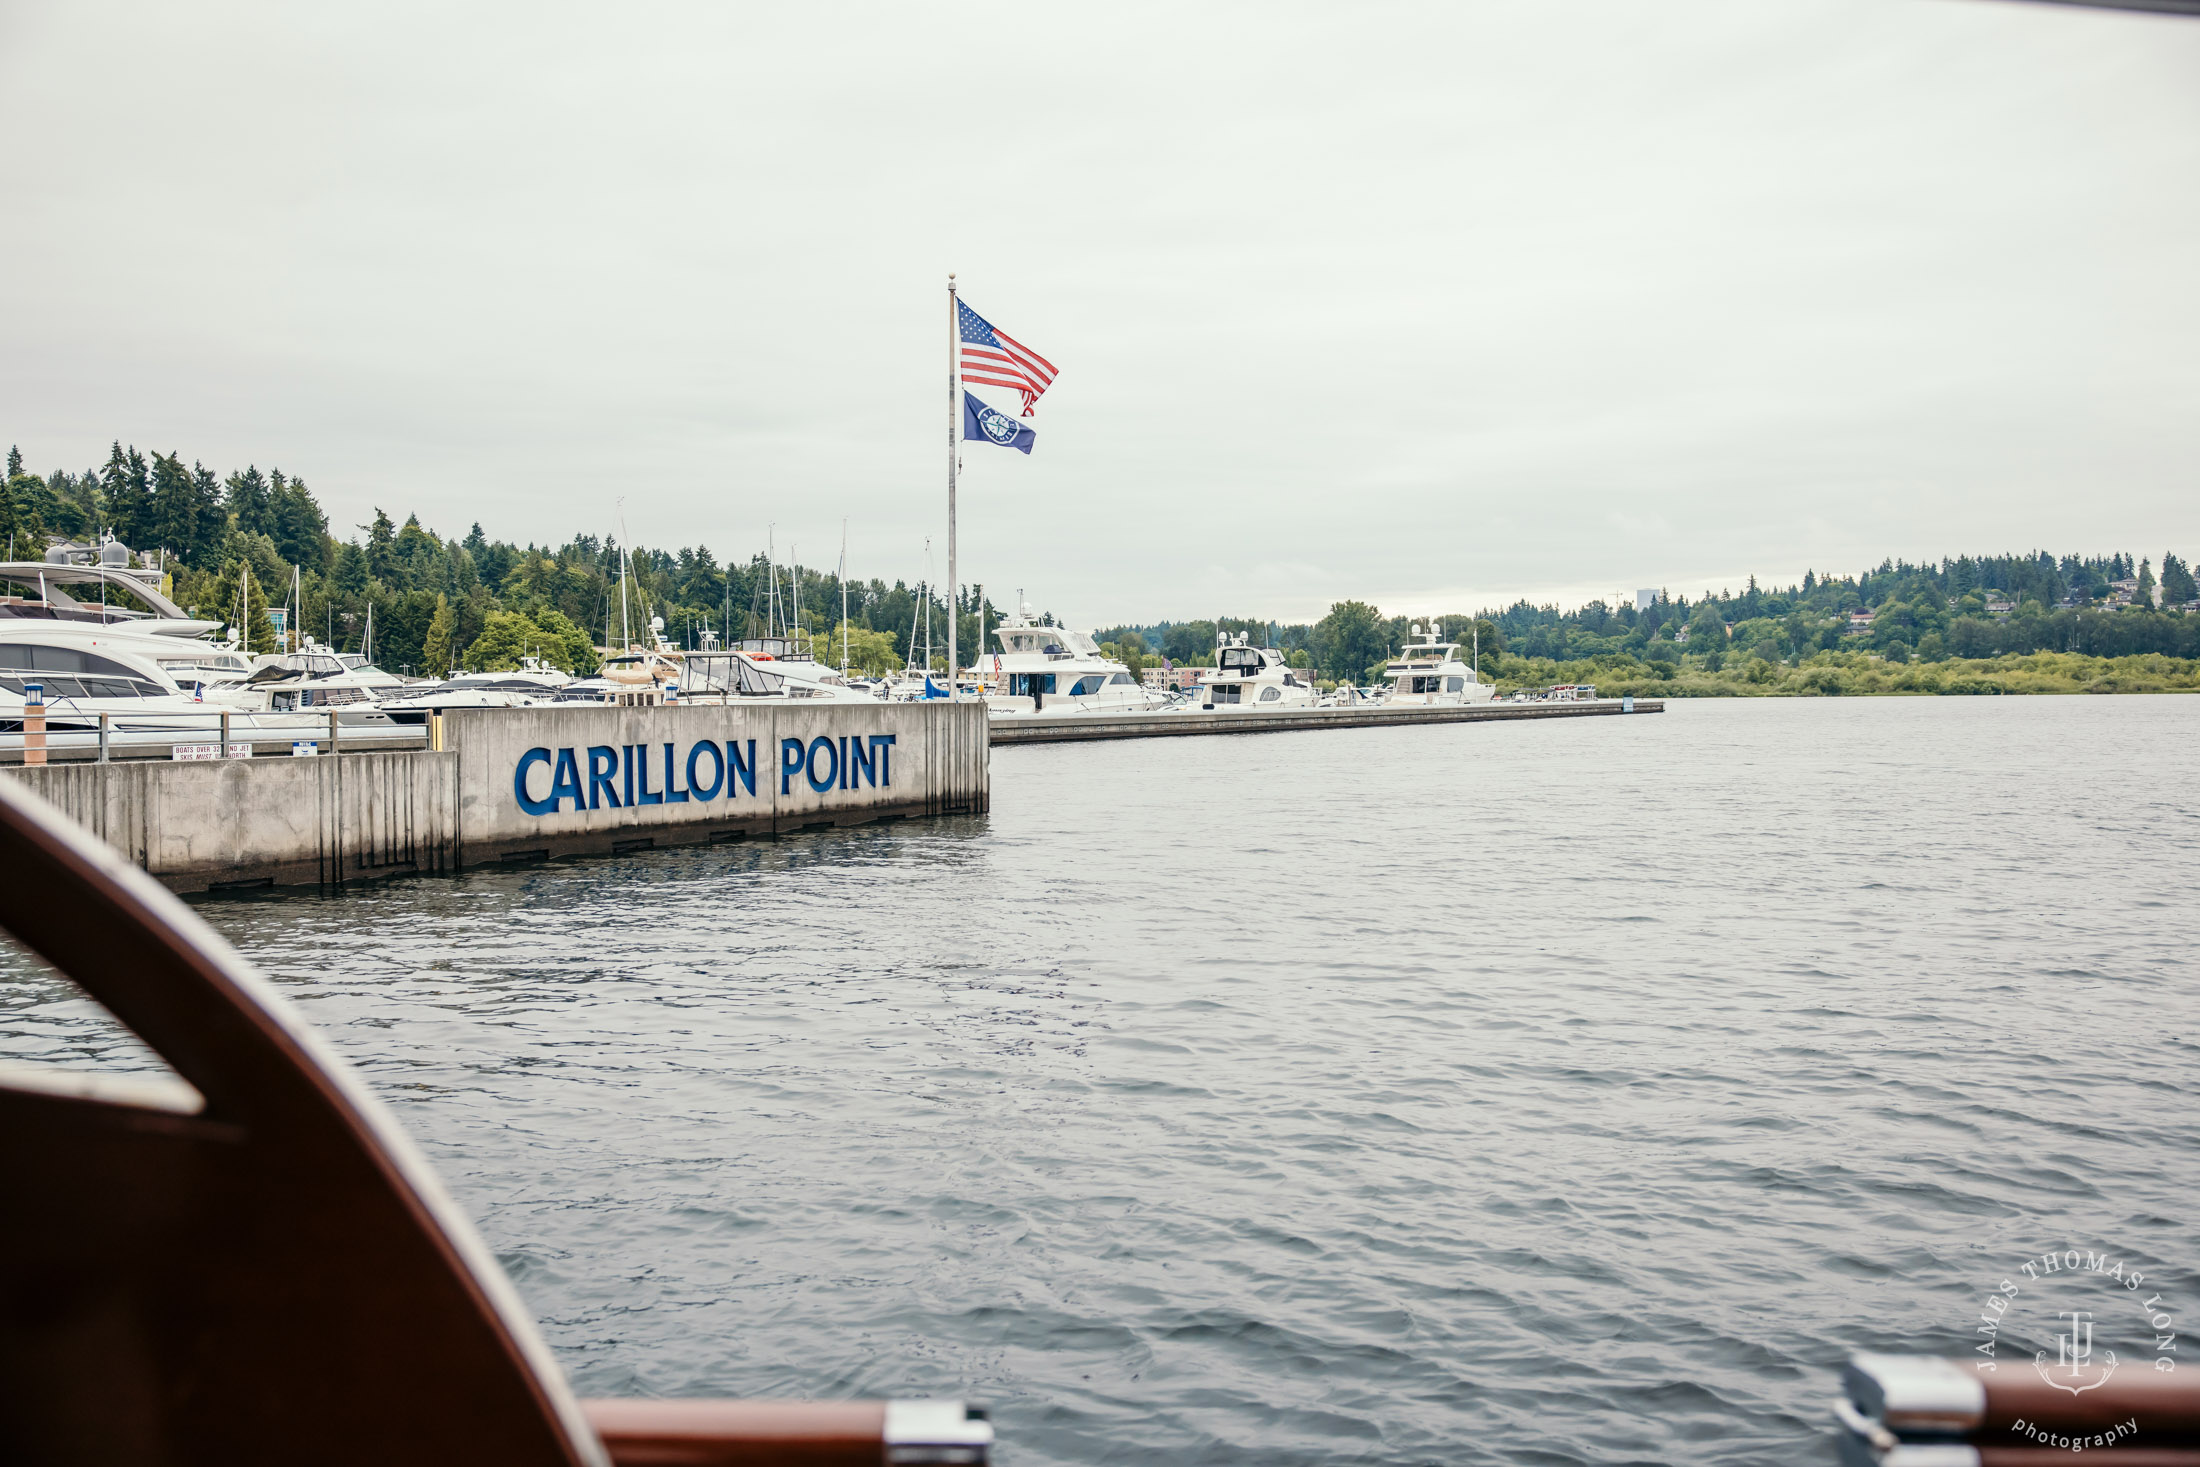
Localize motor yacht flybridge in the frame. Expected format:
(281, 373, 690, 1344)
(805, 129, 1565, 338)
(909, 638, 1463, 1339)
(983, 602, 1166, 715)
(0, 552, 223, 639)
(1381, 622, 1495, 706)
(1191, 632, 1316, 711)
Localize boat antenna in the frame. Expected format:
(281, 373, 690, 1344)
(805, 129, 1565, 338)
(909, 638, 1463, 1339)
(616, 500, 632, 650)
(838, 518, 849, 673)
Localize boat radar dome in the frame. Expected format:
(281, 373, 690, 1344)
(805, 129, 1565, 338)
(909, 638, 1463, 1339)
(100, 537, 132, 567)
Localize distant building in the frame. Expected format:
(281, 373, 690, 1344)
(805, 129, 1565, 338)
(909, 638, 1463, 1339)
(1141, 665, 1204, 691)
(1984, 598, 2015, 618)
(1846, 610, 1875, 635)
(1635, 589, 1657, 613)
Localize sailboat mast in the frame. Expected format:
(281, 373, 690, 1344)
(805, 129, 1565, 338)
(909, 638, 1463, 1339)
(766, 525, 778, 638)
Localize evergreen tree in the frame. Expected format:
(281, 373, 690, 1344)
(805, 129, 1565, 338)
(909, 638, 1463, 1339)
(5, 446, 19, 478)
(270, 473, 329, 569)
(421, 594, 456, 677)
(147, 451, 204, 563)
(0, 472, 36, 558)
(51, 467, 101, 534)
(363, 508, 399, 584)
(190, 464, 223, 565)
(226, 467, 272, 538)
(101, 443, 151, 547)
(2162, 553, 2197, 606)
(394, 514, 436, 586)
(334, 540, 369, 595)
(2136, 558, 2157, 608)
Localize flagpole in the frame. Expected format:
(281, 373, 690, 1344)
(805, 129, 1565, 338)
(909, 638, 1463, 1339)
(946, 271, 959, 701)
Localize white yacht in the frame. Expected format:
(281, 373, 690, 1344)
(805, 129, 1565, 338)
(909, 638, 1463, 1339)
(1187, 633, 1317, 711)
(202, 640, 413, 712)
(1379, 623, 1496, 706)
(676, 650, 878, 704)
(0, 622, 410, 755)
(982, 603, 1168, 716)
(377, 659, 576, 720)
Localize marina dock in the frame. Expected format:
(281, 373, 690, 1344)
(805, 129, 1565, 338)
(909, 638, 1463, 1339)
(0, 697, 1659, 892)
(3, 701, 989, 893)
(988, 697, 1662, 745)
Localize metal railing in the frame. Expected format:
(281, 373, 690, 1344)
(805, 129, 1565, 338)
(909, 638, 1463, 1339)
(2, 703, 428, 767)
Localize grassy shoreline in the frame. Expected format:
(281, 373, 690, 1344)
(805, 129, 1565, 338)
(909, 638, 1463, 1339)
(1486, 650, 2200, 698)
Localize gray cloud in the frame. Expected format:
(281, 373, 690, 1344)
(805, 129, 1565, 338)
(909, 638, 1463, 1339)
(4, 0, 2196, 624)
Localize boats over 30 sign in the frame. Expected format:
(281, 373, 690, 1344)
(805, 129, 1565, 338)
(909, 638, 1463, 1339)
(513, 735, 898, 816)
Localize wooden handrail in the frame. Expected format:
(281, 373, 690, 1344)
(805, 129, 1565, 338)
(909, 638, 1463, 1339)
(583, 1399, 990, 1466)
(585, 1400, 883, 1466)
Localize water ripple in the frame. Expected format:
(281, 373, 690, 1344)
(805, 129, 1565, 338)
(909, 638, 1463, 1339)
(4, 697, 2197, 1463)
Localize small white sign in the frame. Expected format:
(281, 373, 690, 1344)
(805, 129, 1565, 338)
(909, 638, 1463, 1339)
(174, 743, 219, 761)
(291, 741, 319, 757)
(227, 742, 254, 759)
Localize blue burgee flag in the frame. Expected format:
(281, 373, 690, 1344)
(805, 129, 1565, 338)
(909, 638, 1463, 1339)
(963, 391, 1035, 454)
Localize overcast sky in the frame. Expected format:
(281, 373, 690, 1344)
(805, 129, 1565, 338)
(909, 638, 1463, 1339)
(4, 0, 2196, 625)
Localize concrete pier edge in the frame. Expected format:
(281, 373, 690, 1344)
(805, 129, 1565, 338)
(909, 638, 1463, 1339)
(3, 701, 989, 895)
(988, 697, 1664, 744)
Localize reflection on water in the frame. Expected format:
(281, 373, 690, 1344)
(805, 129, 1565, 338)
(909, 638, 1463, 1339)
(7, 698, 2198, 1464)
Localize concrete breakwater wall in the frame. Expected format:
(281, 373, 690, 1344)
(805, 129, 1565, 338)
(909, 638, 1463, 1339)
(6, 747, 460, 891)
(4, 701, 989, 893)
(988, 698, 1664, 745)
(446, 700, 988, 866)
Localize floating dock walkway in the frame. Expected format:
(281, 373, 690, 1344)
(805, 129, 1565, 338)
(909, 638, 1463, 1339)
(988, 697, 1662, 745)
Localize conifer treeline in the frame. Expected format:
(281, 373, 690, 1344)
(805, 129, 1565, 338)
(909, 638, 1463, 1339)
(1101, 550, 2200, 685)
(5, 438, 2194, 683)
(1, 441, 992, 677)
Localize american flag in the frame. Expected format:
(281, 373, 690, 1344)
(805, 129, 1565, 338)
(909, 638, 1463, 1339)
(958, 299, 1057, 416)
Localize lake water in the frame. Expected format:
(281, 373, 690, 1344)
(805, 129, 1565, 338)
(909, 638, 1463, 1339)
(9, 698, 2199, 1464)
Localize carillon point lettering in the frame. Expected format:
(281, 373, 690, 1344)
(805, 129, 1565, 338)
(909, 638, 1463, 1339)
(781, 734, 895, 795)
(515, 737, 784, 816)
